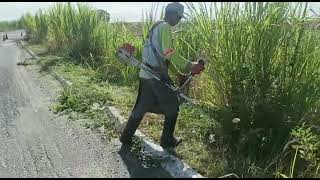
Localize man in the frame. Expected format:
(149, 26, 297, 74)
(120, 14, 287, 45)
(120, 2, 205, 149)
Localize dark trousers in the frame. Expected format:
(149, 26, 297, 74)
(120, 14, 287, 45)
(120, 77, 179, 144)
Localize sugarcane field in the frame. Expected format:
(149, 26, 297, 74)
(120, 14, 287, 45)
(0, 2, 320, 178)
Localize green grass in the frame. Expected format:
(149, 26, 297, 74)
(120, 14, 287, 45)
(177, 2, 320, 177)
(34, 9, 48, 43)
(26, 42, 226, 177)
(58, 62, 226, 177)
(20, 2, 320, 178)
(25, 43, 48, 56)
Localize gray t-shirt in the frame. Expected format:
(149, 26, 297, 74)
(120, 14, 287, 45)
(139, 21, 168, 79)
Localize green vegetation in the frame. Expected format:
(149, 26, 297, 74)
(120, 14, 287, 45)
(6, 2, 320, 178)
(0, 20, 23, 31)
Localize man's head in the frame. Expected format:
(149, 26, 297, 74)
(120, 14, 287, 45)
(164, 2, 184, 26)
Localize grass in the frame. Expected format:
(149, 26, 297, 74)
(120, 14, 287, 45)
(25, 43, 48, 56)
(34, 9, 48, 43)
(25, 41, 227, 177)
(179, 2, 320, 177)
(15, 1, 320, 178)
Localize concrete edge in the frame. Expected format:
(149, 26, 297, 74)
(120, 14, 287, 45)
(105, 106, 204, 178)
(47, 67, 73, 87)
(19, 40, 72, 87)
(19, 41, 205, 178)
(20, 40, 40, 60)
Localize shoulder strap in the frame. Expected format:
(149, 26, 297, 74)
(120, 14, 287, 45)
(146, 20, 168, 72)
(146, 20, 165, 40)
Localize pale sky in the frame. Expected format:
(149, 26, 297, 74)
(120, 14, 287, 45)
(0, 2, 319, 22)
(0, 2, 172, 22)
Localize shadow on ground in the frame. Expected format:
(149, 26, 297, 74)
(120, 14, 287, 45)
(118, 144, 172, 178)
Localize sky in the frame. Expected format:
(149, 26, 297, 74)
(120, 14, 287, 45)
(0, 2, 169, 22)
(0, 2, 320, 22)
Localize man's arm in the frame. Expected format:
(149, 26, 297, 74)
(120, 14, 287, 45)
(159, 23, 192, 76)
(168, 53, 193, 75)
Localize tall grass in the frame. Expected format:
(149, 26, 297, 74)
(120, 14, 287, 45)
(34, 9, 48, 43)
(98, 21, 141, 85)
(20, 2, 160, 84)
(35, 3, 106, 67)
(47, 3, 66, 51)
(18, 2, 320, 177)
(20, 13, 36, 40)
(178, 2, 320, 176)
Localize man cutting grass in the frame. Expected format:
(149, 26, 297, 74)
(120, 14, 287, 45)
(120, 2, 205, 149)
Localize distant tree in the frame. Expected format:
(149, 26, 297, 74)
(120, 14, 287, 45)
(96, 9, 110, 22)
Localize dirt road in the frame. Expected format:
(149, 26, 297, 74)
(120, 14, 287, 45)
(0, 32, 170, 178)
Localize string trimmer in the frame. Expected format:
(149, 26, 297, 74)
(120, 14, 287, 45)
(116, 43, 205, 105)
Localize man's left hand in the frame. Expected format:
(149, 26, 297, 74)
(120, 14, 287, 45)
(190, 61, 205, 75)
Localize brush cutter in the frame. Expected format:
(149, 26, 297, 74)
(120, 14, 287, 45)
(116, 43, 205, 105)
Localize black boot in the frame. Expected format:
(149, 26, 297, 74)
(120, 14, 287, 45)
(120, 114, 144, 146)
(160, 136, 182, 148)
(120, 121, 137, 146)
(120, 133, 133, 146)
(160, 111, 181, 148)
